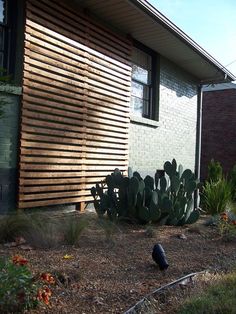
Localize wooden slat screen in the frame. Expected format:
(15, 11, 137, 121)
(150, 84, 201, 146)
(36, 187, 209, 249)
(19, 0, 132, 209)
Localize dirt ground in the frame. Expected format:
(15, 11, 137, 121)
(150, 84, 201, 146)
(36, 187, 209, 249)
(1, 212, 236, 314)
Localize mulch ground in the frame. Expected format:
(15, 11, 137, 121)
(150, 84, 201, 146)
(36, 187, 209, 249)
(1, 212, 236, 314)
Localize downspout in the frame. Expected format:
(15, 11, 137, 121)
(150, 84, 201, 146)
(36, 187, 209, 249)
(194, 84, 203, 209)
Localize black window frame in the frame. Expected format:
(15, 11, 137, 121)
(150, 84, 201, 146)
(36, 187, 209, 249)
(131, 40, 159, 121)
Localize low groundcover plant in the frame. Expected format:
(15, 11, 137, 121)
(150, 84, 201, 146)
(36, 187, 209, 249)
(218, 211, 236, 241)
(0, 255, 55, 312)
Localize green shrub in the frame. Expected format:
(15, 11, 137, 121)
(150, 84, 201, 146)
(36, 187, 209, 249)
(0, 255, 54, 312)
(202, 178, 232, 215)
(207, 159, 223, 183)
(0, 256, 38, 312)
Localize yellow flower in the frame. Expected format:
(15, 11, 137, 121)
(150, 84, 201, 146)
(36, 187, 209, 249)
(63, 254, 73, 259)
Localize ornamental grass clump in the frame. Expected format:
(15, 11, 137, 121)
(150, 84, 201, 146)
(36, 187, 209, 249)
(26, 213, 61, 249)
(0, 213, 32, 243)
(62, 215, 89, 245)
(201, 178, 232, 215)
(207, 159, 223, 183)
(202, 159, 236, 216)
(0, 255, 55, 313)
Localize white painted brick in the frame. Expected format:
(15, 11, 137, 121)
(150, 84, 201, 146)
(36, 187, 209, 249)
(128, 57, 198, 177)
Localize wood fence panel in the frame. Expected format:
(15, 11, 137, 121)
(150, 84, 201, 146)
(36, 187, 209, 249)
(19, 0, 131, 209)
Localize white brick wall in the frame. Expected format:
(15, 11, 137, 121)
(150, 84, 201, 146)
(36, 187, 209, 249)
(128, 57, 198, 177)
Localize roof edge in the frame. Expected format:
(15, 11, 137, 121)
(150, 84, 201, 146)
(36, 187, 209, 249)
(128, 0, 236, 82)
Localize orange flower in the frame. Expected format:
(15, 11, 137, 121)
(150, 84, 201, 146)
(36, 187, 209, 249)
(37, 287, 52, 305)
(44, 286, 52, 297)
(40, 273, 55, 284)
(220, 212, 228, 221)
(12, 255, 28, 266)
(43, 295, 50, 305)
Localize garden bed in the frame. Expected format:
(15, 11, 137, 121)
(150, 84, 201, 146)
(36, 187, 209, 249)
(0, 212, 235, 313)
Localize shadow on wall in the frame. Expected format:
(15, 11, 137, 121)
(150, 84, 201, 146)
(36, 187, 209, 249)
(160, 57, 197, 99)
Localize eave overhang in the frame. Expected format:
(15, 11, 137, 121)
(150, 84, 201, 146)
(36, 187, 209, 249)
(69, 0, 236, 84)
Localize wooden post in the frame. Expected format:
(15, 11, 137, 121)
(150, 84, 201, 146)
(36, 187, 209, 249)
(76, 201, 86, 212)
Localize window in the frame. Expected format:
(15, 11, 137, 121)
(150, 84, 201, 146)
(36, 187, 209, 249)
(0, 0, 16, 74)
(0, 0, 7, 69)
(130, 45, 158, 119)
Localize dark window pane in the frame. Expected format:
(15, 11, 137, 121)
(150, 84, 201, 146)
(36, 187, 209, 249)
(131, 46, 153, 118)
(0, 0, 5, 24)
(143, 85, 150, 102)
(142, 99, 150, 117)
(0, 51, 3, 68)
(0, 26, 4, 50)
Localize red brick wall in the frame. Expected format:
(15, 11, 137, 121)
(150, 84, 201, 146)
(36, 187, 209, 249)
(201, 88, 236, 180)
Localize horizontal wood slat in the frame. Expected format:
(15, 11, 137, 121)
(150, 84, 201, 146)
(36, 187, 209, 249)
(24, 42, 131, 87)
(19, 0, 131, 209)
(18, 196, 94, 209)
(24, 51, 131, 93)
(20, 148, 128, 159)
(24, 57, 131, 97)
(21, 119, 129, 140)
(30, 0, 131, 53)
(21, 133, 127, 149)
(24, 35, 130, 81)
(23, 85, 130, 113)
(26, 6, 131, 67)
(22, 102, 128, 130)
(19, 176, 108, 186)
(20, 156, 128, 165)
(19, 183, 95, 194)
(20, 170, 126, 178)
(20, 140, 129, 155)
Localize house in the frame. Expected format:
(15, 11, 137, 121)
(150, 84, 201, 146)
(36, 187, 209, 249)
(0, 0, 235, 213)
(201, 83, 236, 180)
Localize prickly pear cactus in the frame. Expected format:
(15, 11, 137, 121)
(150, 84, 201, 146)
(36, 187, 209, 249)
(157, 159, 200, 225)
(91, 162, 200, 225)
